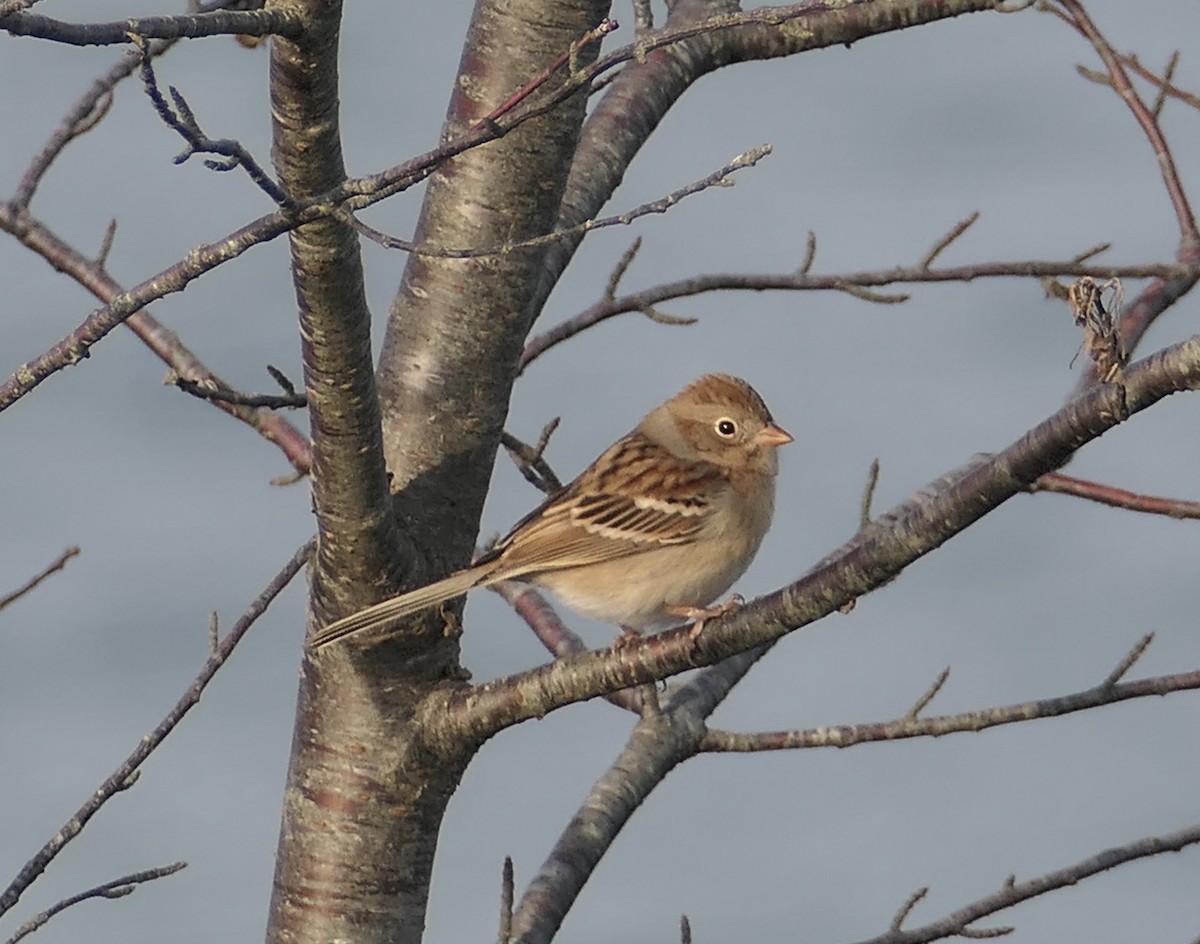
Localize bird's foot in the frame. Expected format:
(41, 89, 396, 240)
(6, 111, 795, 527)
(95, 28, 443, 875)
(665, 594, 745, 641)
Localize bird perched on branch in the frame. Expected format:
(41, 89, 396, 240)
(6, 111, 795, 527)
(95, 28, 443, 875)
(310, 373, 791, 649)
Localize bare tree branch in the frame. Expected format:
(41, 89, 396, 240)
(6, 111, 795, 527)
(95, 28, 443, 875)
(0, 206, 311, 473)
(1032, 471, 1200, 518)
(0, 540, 312, 920)
(3, 862, 187, 944)
(350, 145, 772, 257)
(136, 48, 291, 205)
(0, 547, 79, 613)
(852, 821, 1200, 944)
(521, 257, 1200, 370)
(421, 332, 1200, 745)
(701, 659, 1197, 752)
(0, 8, 302, 46)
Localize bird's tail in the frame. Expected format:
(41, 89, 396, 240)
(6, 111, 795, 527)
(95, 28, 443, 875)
(309, 565, 489, 649)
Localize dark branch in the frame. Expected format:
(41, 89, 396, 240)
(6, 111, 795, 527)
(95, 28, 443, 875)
(520, 258, 1200, 370)
(0, 541, 312, 919)
(422, 333, 1200, 746)
(3, 862, 187, 944)
(0, 8, 303, 46)
(0, 546, 79, 612)
(701, 662, 1199, 752)
(136, 48, 291, 205)
(853, 821, 1200, 944)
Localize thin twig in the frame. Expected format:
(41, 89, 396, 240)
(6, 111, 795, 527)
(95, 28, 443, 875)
(471, 19, 619, 131)
(497, 856, 514, 944)
(855, 822, 1200, 944)
(136, 46, 290, 206)
(605, 238, 643, 298)
(919, 212, 980, 269)
(797, 231, 817, 275)
(3, 862, 187, 944)
(0, 206, 312, 471)
(701, 664, 1200, 752)
(1031, 472, 1200, 519)
(12, 0, 253, 207)
(516, 256, 1200, 372)
(351, 145, 771, 258)
(905, 667, 950, 720)
(859, 458, 881, 528)
(0, 547, 80, 612)
(0, 541, 312, 919)
(172, 374, 307, 410)
(1103, 633, 1155, 687)
(891, 887, 929, 932)
(500, 419, 563, 494)
(1053, 0, 1199, 247)
(1118, 51, 1200, 112)
(1150, 50, 1180, 119)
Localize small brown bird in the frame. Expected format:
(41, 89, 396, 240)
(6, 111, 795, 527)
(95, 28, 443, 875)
(310, 374, 791, 649)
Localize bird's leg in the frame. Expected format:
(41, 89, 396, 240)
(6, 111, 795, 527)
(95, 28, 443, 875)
(616, 624, 643, 648)
(664, 594, 745, 641)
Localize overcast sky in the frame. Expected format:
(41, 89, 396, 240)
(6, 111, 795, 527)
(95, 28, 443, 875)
(3, 2, 1200, 943)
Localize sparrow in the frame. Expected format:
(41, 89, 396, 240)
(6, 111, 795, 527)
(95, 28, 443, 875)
(310, 373, 791, 648)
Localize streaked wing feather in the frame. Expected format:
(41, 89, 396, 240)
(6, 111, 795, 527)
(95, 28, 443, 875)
(491, 432, 724, 579)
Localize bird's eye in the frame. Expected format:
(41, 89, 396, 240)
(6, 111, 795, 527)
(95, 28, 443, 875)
(715, 418, 738, 438)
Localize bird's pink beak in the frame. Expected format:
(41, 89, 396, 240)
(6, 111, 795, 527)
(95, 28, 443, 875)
(754, 423, 793, 448)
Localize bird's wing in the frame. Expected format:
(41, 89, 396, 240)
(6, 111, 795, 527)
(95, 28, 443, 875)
(488, 432, 724, 577)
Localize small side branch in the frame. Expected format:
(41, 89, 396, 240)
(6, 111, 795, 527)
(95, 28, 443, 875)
(3, 862, 187, 944)
(520, 257, 1200, 371)
(702, 644, 1190, 753)
(856, 821, 1200, 944)
(1051, 1, 1198, 248)
(500, 419, 563, 494)
(1031, 472, 1200, 519)
(172, 366, 307, 410)
(0, 541, 312, 920)
(136, 48, 290, 205)
(0, 546, 80, 612)
(352, 145, 771, 257)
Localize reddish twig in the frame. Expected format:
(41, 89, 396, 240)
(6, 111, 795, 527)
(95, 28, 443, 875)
(1043, 2, 1200, 379)
(471, 18, 619, 131)
(1116, 51, 1200, 112)
(0, 546, 80, 612)
(1053, 1, 1198, 248)
(0, 207, 312, 472)
(0, 540, 312, 920)
(1032, 471, 1200, 519)
(490, 581, 647, 715)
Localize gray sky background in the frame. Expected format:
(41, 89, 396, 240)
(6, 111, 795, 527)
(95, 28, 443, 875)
(3, 2, 1200, 942)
